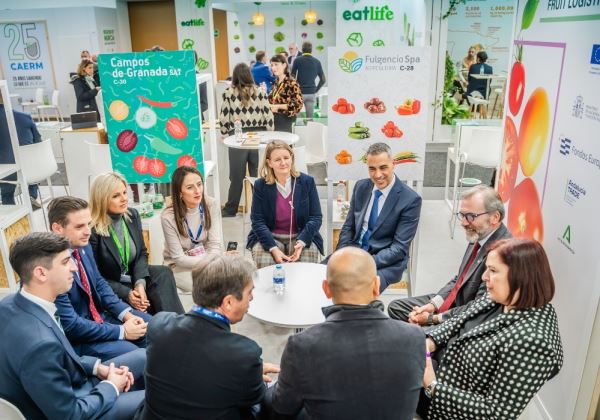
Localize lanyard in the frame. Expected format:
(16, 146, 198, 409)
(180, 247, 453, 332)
(108, 219, 130, 273)
(184, 204, 204, 245)
(192, 305, 230, 325)
(271, 80, 286, 101)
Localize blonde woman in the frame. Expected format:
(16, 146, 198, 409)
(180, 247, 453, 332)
(247, 140, 323, 268)
(70, 59, 101, 121)
(89, 172, 183, 314)
(161, 166, 223, 292)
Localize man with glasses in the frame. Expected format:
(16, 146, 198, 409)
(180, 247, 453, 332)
(388, 185, 510, 326)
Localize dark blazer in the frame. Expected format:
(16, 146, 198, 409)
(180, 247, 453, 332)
(427, 295, 563, 420)
(71, 75, 100, 120)
(467, 62, 493, 98)
(90, 209, 151, 300)
(55, 244, 132, 348)
(0, 104, 42, 164)
(337, 176, 422, 288)
(0, 293, 117, 419)
(135, 311, 266, 420)
(435, 224, 511, 320)
(272, 303, 426, 419)
(247, 173, 324, 254)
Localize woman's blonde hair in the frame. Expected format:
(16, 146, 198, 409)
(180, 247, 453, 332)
(89, 172, 131, 236)
(259, 140, 300, 184)
(77, 59, 94, 77)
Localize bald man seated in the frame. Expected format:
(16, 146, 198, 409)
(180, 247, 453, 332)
(270, 247, 426, 420)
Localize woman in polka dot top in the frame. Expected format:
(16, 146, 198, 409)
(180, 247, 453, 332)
(420, 238, 563, 420)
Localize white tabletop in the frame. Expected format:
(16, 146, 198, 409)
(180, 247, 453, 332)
(247, 262, 331, 328)
(223, 131, 299, 150)
(470, 74, 507, 80)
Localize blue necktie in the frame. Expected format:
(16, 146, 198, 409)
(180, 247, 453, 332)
(361, 189, 383, 250)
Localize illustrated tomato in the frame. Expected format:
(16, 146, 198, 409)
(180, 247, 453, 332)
(508, 61, 525, 116)
(148, 158, 167, 178)
(497, 117, 519, 202)
(166, 118, 188, 140)
(177, 155, 197, 167)
(332, 103, 339, 112)
(338, 105, 348, 114)
(507, 177, 544, 243)
(347, 104, 355, 113)
(411, 99, 421, 114)
(518, 87, 549, 177)
(116, 129, 138, 152)
(133, 156, 150, 174)
(338, 98, 348, 105)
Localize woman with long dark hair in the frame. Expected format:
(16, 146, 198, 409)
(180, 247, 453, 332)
(161, 166, 222, 292)
(268, 54, 303, 132)
(219, 62, 274, 217)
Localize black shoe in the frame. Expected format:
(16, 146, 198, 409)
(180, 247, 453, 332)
(221, 209, 237, 218)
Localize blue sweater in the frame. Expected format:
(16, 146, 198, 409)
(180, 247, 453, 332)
(0, 104, 41, 164)
(291, 54, 326, 94)
(251, 62, 275, 93)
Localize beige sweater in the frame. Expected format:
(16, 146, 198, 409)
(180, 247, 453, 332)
(161, 196, 222, 271)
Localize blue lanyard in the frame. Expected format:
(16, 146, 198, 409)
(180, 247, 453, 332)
(192, 305, 230, 325)
(184, 204, 204, 245)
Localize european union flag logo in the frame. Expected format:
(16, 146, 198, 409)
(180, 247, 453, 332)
(560, 137, 571, 156)
(591, 44, 600, 65)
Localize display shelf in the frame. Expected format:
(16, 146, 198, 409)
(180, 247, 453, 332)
(0, 164, 18, 179)
(0, 205, 29, 228)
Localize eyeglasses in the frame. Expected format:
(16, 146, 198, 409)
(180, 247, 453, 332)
(455, 211, 491, 223)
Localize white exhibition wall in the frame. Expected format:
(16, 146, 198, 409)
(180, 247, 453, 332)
(0, 6, 122, 116)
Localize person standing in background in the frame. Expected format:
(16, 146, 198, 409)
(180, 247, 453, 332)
(287, 43, 300, 67)
(291, 42, 325, 119)
(71, 60, 101, 122)
(268, 54, 303, 132)
(0, 92, 42, 208)
(251, 51, 275, 94)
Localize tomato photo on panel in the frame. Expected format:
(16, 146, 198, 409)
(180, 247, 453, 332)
(507, 177, 544, 243)
(508, 61, 525, 116)
(133, 156, 150, 174)
(497, 117, 519, 202)
(518, 87, 549, 177)
(166, 118, 189, 140)
(148, 158, 167, 178)
(177, 155, 197, 167)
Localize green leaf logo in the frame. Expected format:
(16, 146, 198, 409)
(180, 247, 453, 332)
(339, 51, 363, 73)
(181, 39, 195, 50)
(346, 32, 363, 47)
(196, 58, 209, 70)
(339, 59, 353, 73)
(372, 39, 385, 47)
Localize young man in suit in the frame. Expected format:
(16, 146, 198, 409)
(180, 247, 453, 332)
(270, 247, 425, 419)
(136, 254, 279, 419)
(49, 196, 152, 360)
(330, 142, 422, 292)
(388, 185, 511, 326)
(251, 50, 275, 93)
(0, 232, 145, 420)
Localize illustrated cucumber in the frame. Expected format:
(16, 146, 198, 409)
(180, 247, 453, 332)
(146, 134, 182, 155)
(354, 121, 364, 128)
(349, 132, 370, 139)
(348, 127, 369, 134)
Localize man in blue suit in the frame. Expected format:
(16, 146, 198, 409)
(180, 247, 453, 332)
(251, 50, 275, 93)
(332, 142, 422, 291)
(0, 92, 41, 206)
(0, 232, 145, 419)
(49, 196, 152, 360)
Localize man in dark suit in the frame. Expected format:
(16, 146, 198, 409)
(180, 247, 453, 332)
(388, 185, 511, 326)
(0, 92, 41, 207)
(287, 43, 300, 67)
(0, 232, 145, 419)
(135, 254, 280, 420)
(331, 142, 422, 292)
(270, 247, 425, 419)
(49, 196, 152, 360)
(466, 50, 493, 99)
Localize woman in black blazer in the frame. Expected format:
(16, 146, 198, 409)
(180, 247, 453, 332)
(247, 140, 323, 268)
(419, 238, 563, 420)
(70, 59, 101, 121)
(89, 172, 183, 314)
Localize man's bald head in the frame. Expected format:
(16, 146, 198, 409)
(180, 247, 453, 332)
(325, 248, 379, 302)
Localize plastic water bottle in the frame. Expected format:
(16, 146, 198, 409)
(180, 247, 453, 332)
(336, 181, 346, 203)
(273, 264, 286, 295)
(479, 65, 484, 75)
(234, 119, 242, 142)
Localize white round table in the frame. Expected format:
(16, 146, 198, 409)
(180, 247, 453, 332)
(248, 262, 331, 330)
(223, 130, 299, 150)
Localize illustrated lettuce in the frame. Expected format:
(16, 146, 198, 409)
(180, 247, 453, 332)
(346, 32, 363, 47)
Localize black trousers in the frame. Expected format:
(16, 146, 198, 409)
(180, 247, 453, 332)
(224, 148, 258, 214)
(387, 293, 434, 322)
(274, 112, 295, 133)
(146, 265, 184, 314)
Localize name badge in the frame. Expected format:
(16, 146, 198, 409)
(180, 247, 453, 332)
(187, 244, 206, 257)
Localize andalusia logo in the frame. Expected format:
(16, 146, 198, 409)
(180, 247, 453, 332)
(339, 51, 363, 73)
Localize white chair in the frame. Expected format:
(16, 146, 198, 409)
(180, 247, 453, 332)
(21, 88, 44, 119)
(0, 398, 26, 420)
(18, 139, 67, 227)
(214, 80, 230, 118)
(449, 128, 503, 237)
(293, 146, 308, 173)
(467, 91, 490, 119)
(241, 176, 257, 255)
(305, 121, 326, 164)
(293, 125, 309, 147)
(37, 90, 63, 121)
(86, 141, 113, 187)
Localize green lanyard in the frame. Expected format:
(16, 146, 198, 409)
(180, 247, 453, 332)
(108, 219, 130, 273)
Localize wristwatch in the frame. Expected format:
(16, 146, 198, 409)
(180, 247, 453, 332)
(424, 380, 438, 398)
(427, 313, 435, 326)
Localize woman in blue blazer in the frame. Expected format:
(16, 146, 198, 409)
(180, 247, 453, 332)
(247, 140, 323, 268)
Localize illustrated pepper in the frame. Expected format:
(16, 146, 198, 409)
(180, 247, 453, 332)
(411, 100, 421, 114)
(145, 134, 182, 155)
(138, 95, 173, 108)
(397, 105, 413, 115)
